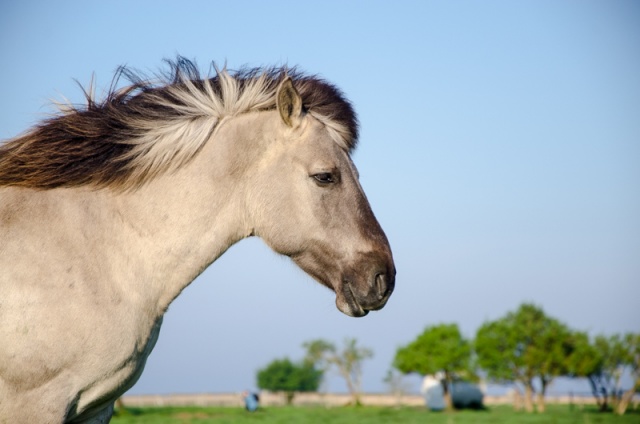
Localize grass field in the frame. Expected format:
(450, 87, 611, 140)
(111, 405, 640, 424)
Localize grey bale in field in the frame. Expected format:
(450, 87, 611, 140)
(421, 375, 484, 411)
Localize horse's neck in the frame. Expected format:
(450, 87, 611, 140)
(103, 113, 273, 314)
(112, 160, 249, 313)
(1, 111, 272, 317)
(110, 186, 233, 311)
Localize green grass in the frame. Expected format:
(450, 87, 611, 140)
(111, 404, 640, 424)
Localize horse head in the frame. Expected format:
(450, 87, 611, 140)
(247, 78, 395, 317)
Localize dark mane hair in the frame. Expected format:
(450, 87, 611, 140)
(0, 57, 358, 190)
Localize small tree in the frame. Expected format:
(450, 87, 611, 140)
(565, 331, 607, 410)
(383, 369, 412, 406)
(529, 318, 574, 412)
(616, 333, 640, 415)
(566, 331, 640, 415)
(393, 323, 472, 410)
(303, 338, 373, 406)
(575, 334, 629, 412)
(256, 357, 322, 404)
(474, 303, 573, 413)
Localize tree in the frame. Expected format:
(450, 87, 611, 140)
(303, 338, 373, 406)
(256, 357, 322, 404)
(474, 303, 573, 413)
(581, 334, 632, 412)
(393, 323, 472, 410)
(383, 369, 413, 406)
(529, 318, 574, 412)
(564, 331, 607, 410)
(565, 331, 640, 415)
(616, 333, 640, 415)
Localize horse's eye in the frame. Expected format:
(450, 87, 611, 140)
(312, 172, 335, 185)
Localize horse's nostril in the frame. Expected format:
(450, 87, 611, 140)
(375, 272, 387, 300)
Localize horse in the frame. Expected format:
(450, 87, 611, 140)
(0, 57, 395, 423)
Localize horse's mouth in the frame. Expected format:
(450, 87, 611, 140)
(336, 281, 369, 318)
(290, 253, 392, 318)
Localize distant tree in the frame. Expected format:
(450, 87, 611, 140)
(256, 357, 322, 404)
(393, 323, 472, 410)
(565, 331, 640, 415)
(474, 303, 573, 413)
(565, 331, 607, 410)
(616, 333, 640, 415)
(303, 339, 336, 371)
(383, 369, 413, 405)
(530, 318, 574, 412)
(584, 334, 632, 412)
(303, 338, 373, 406)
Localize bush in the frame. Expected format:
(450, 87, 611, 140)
(256, 358, 322, 404)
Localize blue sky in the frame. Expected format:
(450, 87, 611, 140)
(1, 1, 638, 395)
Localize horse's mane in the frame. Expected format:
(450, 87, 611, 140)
(0, 57, 358, 191)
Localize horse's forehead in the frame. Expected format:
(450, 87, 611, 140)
(298, 121, 353, 162)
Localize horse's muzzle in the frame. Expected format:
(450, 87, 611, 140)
(336, 263, 395, 317)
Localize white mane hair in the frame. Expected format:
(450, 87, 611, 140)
(0, 57, 359, 191)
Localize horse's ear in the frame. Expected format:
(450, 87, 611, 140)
(276, 77, 303, 128)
